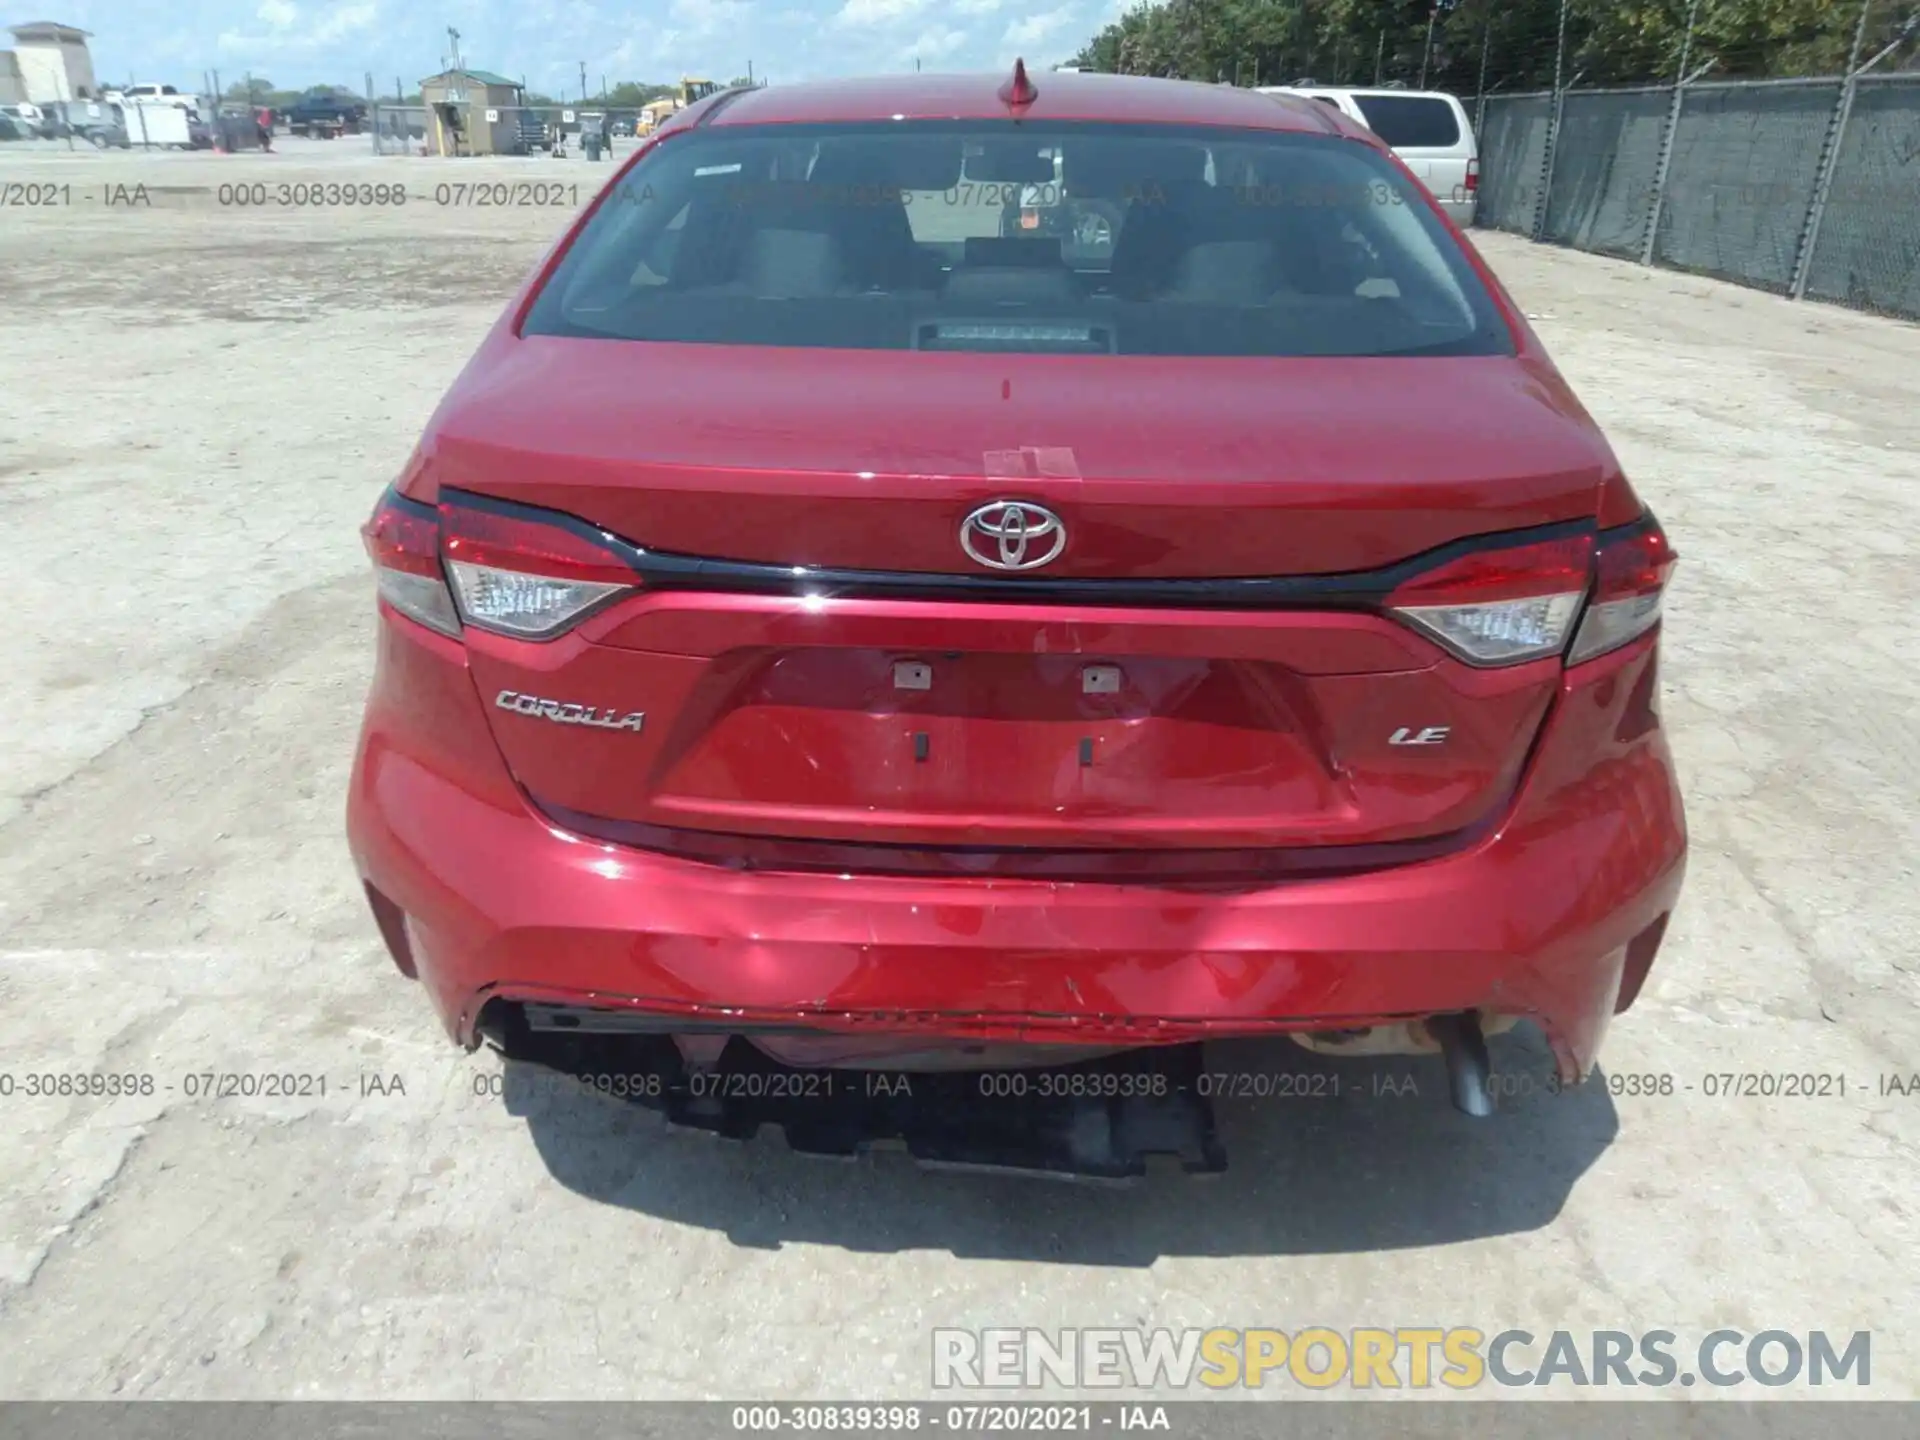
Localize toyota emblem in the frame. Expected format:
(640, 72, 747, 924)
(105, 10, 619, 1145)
(960, 500, 1067, 572)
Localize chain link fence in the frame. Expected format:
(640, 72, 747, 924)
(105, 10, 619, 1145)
(1477, 71, 1920, 321)
(1801, 73, 1920, 318)
(1653, 77, 1841, 291)
(1477, 93, 1554, 235)
(1539, 85, 1670, 258)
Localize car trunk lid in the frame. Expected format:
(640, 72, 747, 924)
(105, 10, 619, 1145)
(428, 341, 1607, 854)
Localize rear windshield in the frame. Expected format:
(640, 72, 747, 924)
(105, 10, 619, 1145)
(1350, 96, 1462, 149)
(524, 121, 1509, 358)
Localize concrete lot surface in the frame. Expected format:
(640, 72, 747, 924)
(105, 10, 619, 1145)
(1, 147, 1916, 1399)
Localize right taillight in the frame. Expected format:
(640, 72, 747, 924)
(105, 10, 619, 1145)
(1568, 518, 1676, 665)
(1465, 157, 1480, 194)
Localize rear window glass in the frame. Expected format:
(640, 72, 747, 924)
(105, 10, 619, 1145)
(1350, 96, 1462, 149)
(524, 121, 1508, 358)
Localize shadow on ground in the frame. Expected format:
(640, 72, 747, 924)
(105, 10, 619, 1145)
(507, 1026, 1615, 1262)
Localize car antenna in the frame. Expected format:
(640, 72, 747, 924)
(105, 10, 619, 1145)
(998, 57, 1038, 110)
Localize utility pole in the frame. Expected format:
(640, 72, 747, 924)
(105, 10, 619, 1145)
(1373, 29, 1385, 85)
(1419, 2, 1437, 89)
(579, 61, 587, 102)
(748, 60, 755, 85)
(447, 26, 462, 71)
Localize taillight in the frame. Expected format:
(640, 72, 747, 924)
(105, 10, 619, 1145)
(438, 494, 640, 639)
(1568, 519, 1676, 665)
(1465, 157, 1480, 194)
(362, 488, 460, 637)
(1387, 534, 1593, 666)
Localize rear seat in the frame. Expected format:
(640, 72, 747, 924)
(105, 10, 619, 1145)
(671, 180, 924, 296)
(1112, 186, 1363, 303)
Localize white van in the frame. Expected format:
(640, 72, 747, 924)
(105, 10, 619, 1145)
(1256, 86, 1478, 227)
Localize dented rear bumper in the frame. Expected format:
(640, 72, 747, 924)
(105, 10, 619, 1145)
(347, 609, 1684, 1084)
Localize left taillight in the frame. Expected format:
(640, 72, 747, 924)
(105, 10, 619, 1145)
(437, 492, 641, 640)
(1386, 533, 1593, 667)
(362, 488, 460, 638)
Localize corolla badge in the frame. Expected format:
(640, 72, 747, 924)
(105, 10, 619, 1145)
(495, 690, 645, 733)
(960, 500, 1067, 571)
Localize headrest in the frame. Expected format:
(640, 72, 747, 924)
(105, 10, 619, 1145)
(810, 137, 960, 191)
(1066, 139, 1209, 198)
(721, 181, 861, 233)
(741, 228, 846, 298)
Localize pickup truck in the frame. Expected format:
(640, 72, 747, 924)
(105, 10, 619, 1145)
(286, 92, 366, 138)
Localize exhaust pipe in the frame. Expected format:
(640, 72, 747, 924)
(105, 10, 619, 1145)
(1427, 1013, 1495, 1118)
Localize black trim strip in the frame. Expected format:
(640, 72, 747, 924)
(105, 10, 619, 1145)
(535, 798, 1498, 883)
(436, 486, 1603, 612)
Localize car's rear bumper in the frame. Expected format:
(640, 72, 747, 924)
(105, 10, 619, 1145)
(347, 613, 1684, 1082)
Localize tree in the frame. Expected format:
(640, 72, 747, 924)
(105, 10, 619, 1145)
(606, 80, 680, 107)
(1066, 0, 1915, 91)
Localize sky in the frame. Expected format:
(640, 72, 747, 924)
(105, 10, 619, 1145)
(35, 0, 1133, 97)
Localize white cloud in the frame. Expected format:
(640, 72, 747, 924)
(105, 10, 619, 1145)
(1001, 4, 1075, 48)
(670, 0, 754, 35)
(836, 0, 929, 26)
(312, 3, 377, 43)
(953, 0, 1002, 13)
(217, 0, 376, 53)
(894, 23, 966, 63)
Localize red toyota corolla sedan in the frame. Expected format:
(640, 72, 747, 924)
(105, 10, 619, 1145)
(347, 67, 1684, 1156)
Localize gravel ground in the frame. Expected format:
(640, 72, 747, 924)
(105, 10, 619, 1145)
(1, 145, 1917, 1401)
